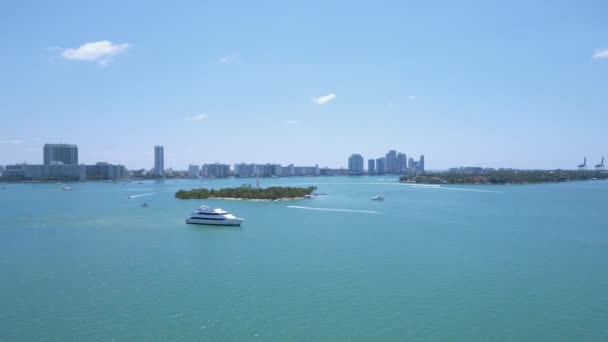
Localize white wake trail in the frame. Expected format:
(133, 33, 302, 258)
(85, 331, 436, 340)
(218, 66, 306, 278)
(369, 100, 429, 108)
(128, 193, 154, 199)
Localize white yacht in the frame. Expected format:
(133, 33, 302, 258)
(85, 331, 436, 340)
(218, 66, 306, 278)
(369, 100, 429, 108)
(371, 195, 384, 201)
(60, 185, 72, 191)
(186, 206, 245, 226)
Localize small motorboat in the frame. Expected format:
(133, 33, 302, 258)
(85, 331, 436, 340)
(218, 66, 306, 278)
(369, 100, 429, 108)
(60, 185, 72, 191)
(371, 195, 384, 201)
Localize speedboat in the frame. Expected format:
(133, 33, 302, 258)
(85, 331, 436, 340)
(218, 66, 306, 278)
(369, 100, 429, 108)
(60, 185, 72, 191)
(371, 195, 384, 201)
(186, 206, 244, 226)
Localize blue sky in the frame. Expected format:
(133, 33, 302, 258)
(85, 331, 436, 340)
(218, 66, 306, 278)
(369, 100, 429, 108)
(1, 0, 607, 170)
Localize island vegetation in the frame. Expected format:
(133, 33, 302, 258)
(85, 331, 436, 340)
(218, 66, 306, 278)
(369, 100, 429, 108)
(175, 185, 317, 200)
(400, 170, 608, 185)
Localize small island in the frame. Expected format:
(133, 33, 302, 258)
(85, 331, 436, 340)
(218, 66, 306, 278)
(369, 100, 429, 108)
(400, 170, 608, 185)
(175, 185, 317, 201)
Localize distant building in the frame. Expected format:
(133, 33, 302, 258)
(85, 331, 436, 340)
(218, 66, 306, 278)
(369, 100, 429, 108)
(408, 157, 415, 171)
(367, 159, 376, 175)
(234, 163, 256, 177)
(188, 165, 200, 178)
(385, 150, 397, 173)
(86, 162, 126, 180)
(44, 143, 78, 165)
(3, 164, 86, 180)
(281, 164, 295, 177)
(0, 165, 4, 176)
(154, 146, 164, 177)
(319, 167, 347, 176)
(347, 154, 364, 175)
(255, 163, 282, 177)
(293, 165, 320, 176)
(397, 153, 407, 173)
(202, 163, 230, 178)
(376, 157, 386, 175)
(418, 155, 425, 172)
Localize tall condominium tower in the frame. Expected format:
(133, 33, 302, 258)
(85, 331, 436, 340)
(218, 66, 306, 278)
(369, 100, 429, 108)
(43, 143, 78, 165)
(347, 154, 365, 175)
(376, 157, 386, 175)
(385, 150, 397, 173)
(154, 146, 164, 176)
(367, 159, 376, 175)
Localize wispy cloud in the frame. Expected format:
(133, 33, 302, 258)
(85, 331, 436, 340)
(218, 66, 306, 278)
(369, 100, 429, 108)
(218, 55, 236, 64)
(61, 40, 130, 65)
(312, 93, 336, 105)
(284, 119, 299, 124)
(592, 48, 608, 59)
(190, 114, 208, 121)
(0, 139, 23, 144)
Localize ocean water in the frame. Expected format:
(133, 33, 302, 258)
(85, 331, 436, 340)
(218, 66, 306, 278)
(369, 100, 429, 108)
(1, 176, 607, 341)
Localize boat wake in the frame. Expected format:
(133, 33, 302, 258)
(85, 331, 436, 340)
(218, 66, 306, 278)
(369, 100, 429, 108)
(285, 205, 381, 214)
(128, 193, 154, 199)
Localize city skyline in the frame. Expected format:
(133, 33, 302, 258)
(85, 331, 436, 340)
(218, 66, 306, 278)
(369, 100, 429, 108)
(1, 1, 607, 169)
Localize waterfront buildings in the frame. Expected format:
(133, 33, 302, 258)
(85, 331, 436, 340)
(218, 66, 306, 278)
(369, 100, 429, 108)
(376, 157, 386, 175)
(347, 154, 365, 175)
(2, 164, 86, 180)
(0, 165, 4, 176)
(85, 162, 126, 180)
(419, 155, 425, 172)
(202, 163, 230, 178)
(154, 146, 164, 177)
(188, 165, 200, 178)
(234, 163, 256, 177)
(293, 165, 320, 176)
(397, 153, 407, 173)
(367, 159, 376, 175)
(385, 150, 397, 174)
(319, 167, 348, 176)
(43, 143, 78, 165)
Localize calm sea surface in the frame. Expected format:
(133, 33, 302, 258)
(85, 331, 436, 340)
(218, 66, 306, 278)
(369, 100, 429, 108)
(1, 176, 607, 341)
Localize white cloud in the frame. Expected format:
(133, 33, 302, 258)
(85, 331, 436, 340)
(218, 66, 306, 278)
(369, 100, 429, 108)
(190, 114, 208, 121)
(592, 48, 608, 59)
(284, 119, 299, 124)
(0, 139, 23, 144)
(312, 93, 336, 105)
(61, 40, 130, 65)
(218, 55, 236, 64)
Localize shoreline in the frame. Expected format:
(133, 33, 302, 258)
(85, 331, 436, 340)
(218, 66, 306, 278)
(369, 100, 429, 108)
(192, 196, 307, 202)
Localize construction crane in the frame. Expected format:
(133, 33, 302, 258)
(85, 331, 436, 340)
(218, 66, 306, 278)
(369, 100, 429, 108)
(595, 157, 605, 171)
(578, 157, 587, 171)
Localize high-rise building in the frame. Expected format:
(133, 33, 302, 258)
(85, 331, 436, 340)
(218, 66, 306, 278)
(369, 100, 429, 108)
(367, 159, 376, 175)
(376, 157, 386, 174)
(234, 163, 256, 177)
(85, 162, 126, 180)
(385, 150, 397, 173)
(202, 163, 230, 177)
(0, 165, 4, 176)
(347, 154, 364, 175)
(418, 155, 425, 172)
(397, 153, 407, 174)
(408, 157, 415, 170)
(43, 144, 78, 165)
(188, 165, 200, 178)
(154, 146, 164, 177)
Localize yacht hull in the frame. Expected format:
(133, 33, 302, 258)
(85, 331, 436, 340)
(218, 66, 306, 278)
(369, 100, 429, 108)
(186, 218, 244, 226)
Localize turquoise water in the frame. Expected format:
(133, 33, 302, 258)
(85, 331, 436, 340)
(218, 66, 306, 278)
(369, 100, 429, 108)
(1, 177, 607, 341)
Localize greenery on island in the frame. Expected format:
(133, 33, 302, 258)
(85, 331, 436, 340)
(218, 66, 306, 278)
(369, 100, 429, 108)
(175, 185, 317, 200)
(400, 170, 608, 185)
